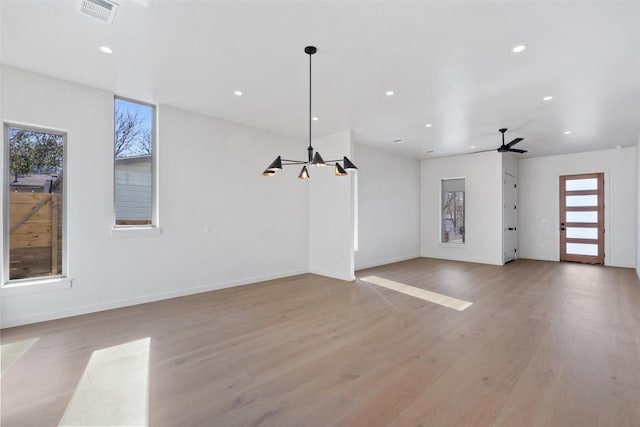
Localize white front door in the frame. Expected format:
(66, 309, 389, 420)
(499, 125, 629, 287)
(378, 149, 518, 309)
(503, 172, 518, 263)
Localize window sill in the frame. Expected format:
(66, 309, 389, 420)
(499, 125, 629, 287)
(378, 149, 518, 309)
(111, 226, 162, 237)
(439, 242, 467, 248)
(2, 277, 72, 296)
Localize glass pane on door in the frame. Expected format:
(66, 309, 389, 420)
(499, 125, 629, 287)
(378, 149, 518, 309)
(566, 243, 598, 256)
(566, 211, 598, 223)
(566, 178, 598, 191)
(566, 195, 598, 207)
(566, 227, 598, 239)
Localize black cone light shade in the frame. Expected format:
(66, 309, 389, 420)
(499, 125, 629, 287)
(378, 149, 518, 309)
(261, 46, 358, 179)
(298, 166, 310, 179)
(311, 152, 326, 167)
(262, 155, 282, 176)
(266, 155, 282, 171)
(343, 156, 358, 171)
(335, 163, 348, 176)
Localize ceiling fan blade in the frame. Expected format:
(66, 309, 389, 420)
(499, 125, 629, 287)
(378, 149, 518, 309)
(505, 137, 523, 149)
(469, 149, 497, 154)
(508, 148, 528, 153)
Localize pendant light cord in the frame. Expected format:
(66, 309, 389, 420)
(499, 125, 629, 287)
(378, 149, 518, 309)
(308, 50, 313, 162)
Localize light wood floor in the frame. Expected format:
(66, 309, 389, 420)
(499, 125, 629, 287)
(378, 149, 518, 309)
(2, 258, 640, 426)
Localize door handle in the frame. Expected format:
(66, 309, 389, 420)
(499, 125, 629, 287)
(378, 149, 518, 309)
(508, 227, 514, 231)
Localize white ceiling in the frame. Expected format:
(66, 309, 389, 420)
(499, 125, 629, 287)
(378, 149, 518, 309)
(2, 1, 640, 159)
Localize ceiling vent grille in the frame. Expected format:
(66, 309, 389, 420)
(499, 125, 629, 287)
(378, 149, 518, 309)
(80, 0, 119, 24)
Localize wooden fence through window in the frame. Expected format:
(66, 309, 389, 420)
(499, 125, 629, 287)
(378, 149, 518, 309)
(9, 192, 62, 280)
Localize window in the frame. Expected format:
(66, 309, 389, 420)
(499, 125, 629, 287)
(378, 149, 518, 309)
(5, 125, 65, 281)
(114, 97, 155, 226)
(353, 172, 358, 252)
(441, 178, 465, 243)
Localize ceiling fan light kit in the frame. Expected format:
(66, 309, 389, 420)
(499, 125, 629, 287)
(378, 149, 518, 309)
(262, 46, 357, 179)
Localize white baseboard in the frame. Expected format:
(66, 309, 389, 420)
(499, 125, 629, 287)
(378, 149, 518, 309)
(355, 254, 420, 271)
(419, 253, 503, 266)
(308, 270, 355, 282)
(605, 262, 636, 269)
(0, 269, 308, 328)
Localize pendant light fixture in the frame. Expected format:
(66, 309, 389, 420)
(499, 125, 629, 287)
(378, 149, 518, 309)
(262, 46, 357, 179)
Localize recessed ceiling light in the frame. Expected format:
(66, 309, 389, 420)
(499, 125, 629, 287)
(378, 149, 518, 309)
(393, 139, 404, 144)
(564, 130, 572, 135)
(425, 123, 433, 128)
(385, 90, 394, 96)
(312, 117, 319, 121)
(543, 96, 553, 101)
(100, 46, 113, 54)
(470, 145, 476, 149)
(512, 45, 526, 53)
(234, 90, 243, 96)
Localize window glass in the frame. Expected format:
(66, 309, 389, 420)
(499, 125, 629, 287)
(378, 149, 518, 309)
(566, 227, 598, 239)
(565, 178, 597, 191)
(566, 243, 598, 256)
(565, 195, 597, 207)
(566, 211, 598, 223)
(114, 98, 155, 226)
(442, 178, 465, 243)
(7, 126, 64, 280)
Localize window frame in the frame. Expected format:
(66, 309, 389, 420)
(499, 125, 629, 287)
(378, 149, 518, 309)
(112, 95, 158, 229)
(3, 122, 68, 286)
(440, 177, 466, 246)
(353, 171, 358, 252)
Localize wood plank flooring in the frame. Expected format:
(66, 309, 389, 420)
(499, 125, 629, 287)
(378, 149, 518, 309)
(2, 258, 640, 426)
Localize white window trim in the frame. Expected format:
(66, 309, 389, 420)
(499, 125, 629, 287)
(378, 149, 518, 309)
(353, 171, 358, 252)
(3, 122, 69, 287)
(1, 277, 72, 295)
(111, 225, 162, 237)
(439, 242, 468, 248)
(440, 176, 466, 245)
(113, 96, 158, 228)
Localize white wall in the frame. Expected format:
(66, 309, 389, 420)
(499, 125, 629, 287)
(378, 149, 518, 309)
(519, 147, 636, 268)
(354, 144, 420, 269)
(1, 66, 309, 327)
(503, 153, 518, 178)
(309, 131, 355, 281)
(636, 135, 640, 277)
(421, 151, 504, 265)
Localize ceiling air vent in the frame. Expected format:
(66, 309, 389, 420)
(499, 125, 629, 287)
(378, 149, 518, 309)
(80, 0, 119, 24)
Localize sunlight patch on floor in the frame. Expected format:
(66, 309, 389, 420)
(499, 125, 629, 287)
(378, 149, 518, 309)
(59, 337, 150, 427)
(360, 276, 473, 311)
(1, 338, 39, 376)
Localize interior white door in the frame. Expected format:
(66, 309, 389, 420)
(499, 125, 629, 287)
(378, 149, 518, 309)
(503, 172, 518, 263)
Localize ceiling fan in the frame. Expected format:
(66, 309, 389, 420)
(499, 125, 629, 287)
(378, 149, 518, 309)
(472, 128, 527, 154)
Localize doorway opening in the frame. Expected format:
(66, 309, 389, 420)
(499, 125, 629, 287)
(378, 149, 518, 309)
(503, 172, 517, 263)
